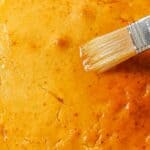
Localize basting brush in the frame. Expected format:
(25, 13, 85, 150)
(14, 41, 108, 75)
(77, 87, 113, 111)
(80, 16, 150, 73)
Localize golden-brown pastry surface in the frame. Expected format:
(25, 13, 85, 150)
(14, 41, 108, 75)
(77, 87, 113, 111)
(0, 0, 150, 149)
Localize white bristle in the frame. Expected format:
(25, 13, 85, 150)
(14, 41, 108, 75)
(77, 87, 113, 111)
(80, 27, 137, 72)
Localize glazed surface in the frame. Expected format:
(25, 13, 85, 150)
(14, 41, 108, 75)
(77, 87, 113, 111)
(0, 0, 150, 149)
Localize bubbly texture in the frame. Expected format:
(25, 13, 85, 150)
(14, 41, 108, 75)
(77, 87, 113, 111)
(0, 0, 150, 149)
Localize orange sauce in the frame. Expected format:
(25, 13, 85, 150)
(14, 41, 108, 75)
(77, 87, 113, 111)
(0, 0, 149, 149)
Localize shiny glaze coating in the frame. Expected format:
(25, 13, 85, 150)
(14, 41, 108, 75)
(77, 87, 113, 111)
(0, 0, 150, 149)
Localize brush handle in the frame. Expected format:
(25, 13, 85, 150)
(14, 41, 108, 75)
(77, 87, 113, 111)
(127, 16, 150, 53)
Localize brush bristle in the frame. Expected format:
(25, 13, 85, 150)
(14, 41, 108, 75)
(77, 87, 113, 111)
(80, 27, 137, 73)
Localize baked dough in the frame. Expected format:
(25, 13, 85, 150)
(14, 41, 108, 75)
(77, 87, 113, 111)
(0, 0, 150, 149)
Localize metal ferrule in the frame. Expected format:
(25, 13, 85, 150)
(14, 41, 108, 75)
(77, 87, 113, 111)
(127, 16, 150, 53)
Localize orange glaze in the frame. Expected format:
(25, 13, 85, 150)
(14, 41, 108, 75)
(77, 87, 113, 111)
(0, 0, 150, 149)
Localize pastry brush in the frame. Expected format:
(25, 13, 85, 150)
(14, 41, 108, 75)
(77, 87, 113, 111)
(80, 16, 150, 73)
